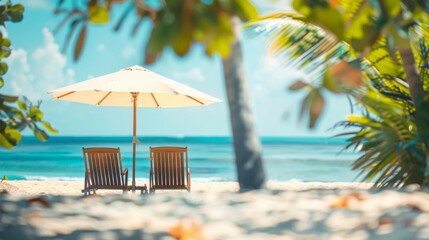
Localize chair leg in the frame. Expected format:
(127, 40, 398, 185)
(84, 174, 89, 196)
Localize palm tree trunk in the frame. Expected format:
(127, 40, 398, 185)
(398, 46, 429, 187)
(398, 48, 425, 103)
(222, 16, 266, 191)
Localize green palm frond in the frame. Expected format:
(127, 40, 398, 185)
(365, 37, 405, 79)
(410, 24, 429, 92)
(246, 13, 415, 112)
(339, 0, 366, 22)
(336, 124, 425, 188)
(342, 88, 426, 187)
(245, 13, 349, 82)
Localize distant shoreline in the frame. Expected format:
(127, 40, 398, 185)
(13, 135, 350, 145)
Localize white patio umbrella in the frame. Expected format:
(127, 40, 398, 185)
(48, 65, 221, 192)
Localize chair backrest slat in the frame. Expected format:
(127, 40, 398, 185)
(161, 152, 167, 185)
(100, 153, 106, 185)
(167, 152, 172, 186)
(106, 153, 112, 185)
(95, 153, 102, 185)
(103, 153, 109, 185)
(172, 152, 177, 186)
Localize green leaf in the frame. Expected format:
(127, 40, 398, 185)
(62, 18, 82, 55)
(0, 62, 8, 75)
(415, 96, 429, 141)
(7, 4, 24, 22)
(88, 5, 109, 24)
(34, 129, 48, 142)
(0, 77, 3, 88)
(322, 71, 342, 93)
(17, 100, 26, 111)
(205, 12, 234, 58)
(74, 24, 87, 61)
(9, 4, 24, 13)
(0, 128, 22, 149)
(292, 0, 312, 16)
(1, 38, 11, 47)
(113, 3, 133, 31)
(145, 13, 176, 61)
(0, 94, 18, 102)
(14, 111, 24, 120)
(28, 106, 43, 121)
(347, 115, 383, 128)
(171, 2, 192, 56)
(41, 121, 58, 134)
(387, 24, 410, 50)
(380, 0, 401, 18)
(0, 119, 5, 131)
(308, 6, 345, 40)
(231, 0, 258, 21)
(0, 48, 11, 58)
(346, 4, 379, 52)
(413, 6, 429, 22)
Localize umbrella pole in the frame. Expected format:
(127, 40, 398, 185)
(132, 93, 138, 193)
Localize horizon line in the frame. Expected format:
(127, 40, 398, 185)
(20, 135, 346, 139)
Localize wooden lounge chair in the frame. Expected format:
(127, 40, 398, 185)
(82, 147, 147, 195)
(149, 146, 191, 193)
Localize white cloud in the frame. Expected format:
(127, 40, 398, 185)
(173, 67, 206, 82)
(18, 0, 54, 10)
(5, 28, 75, 100)
(251, 55, 304, 97)
(97, 43, 106, 52)
(122, 45, 136, 59)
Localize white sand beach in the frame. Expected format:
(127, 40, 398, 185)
(0, 180, 372, 195)
(1, 180, 429, 239)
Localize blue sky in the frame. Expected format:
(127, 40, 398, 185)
(2, 0, 351, 137)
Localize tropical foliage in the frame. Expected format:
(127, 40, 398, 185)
(246, 0, 429, 187)
(0, 1, 57, 149)
(54, 0, 257, 63)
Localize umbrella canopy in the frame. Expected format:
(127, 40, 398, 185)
(49, 65, 220, 107)
(48, 65, 221, 192)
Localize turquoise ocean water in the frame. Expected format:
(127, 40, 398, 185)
(0, 136, 361, 182)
